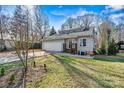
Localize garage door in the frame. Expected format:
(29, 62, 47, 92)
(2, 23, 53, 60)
(43, 40, 64, 52)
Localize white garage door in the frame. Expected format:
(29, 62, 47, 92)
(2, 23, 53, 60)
(43, 40, 64, 52)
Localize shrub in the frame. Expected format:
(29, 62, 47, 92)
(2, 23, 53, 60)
(96, 39, 118, 55)
(30, 43, 41, 49)
(96, 48, 106, 55)
(3, 45, 7, 51)
(108, 39, 118, 55)
(1, 67, 5, 76)
(10, 74, 16, 83)
(0, 46, 6, 52)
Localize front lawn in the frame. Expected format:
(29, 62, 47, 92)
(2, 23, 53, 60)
(0, 53, 124, 88)
(28, 54, 124, 88)
(117, 53, 124, 57)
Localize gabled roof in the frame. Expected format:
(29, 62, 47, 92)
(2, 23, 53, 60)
(59, 27, 90, 34)
(43, 28, 93, 41)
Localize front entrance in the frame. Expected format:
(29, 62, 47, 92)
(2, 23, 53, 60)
(63, 39, 77, 54)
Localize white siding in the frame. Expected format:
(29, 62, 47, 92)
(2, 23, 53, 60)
(42, 40, 64, 52)
(77, 38, 94, 52)
(5, 40, 14, 49)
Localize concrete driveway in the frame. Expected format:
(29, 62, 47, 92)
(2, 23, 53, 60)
(0, 51, 49, 64)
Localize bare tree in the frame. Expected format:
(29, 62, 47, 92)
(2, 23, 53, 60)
(61, 17, 78, 30)
(81, 14, 94, 30)
(0, 6, 6, 51)
(76, 16, 84, 28)
(116, 23, 124, 41)
(0, 6, 2, 50)
(34, 6, 49, 49)
(61, 23, 69, 30)
(4, 5, 32, 87)
(65, 17, 75, 29)
(99, 22, 111, 55)
(61, 14, 95, 30)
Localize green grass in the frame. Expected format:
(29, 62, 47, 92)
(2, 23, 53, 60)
(27, 54, 124, 88)
(1, 53, 124, 88)
(117, 53, 124, 57)
(0, 62, 22, 71)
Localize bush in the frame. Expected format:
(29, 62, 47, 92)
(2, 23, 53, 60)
(4, 45, 7, 51)
(10, 74, 16, 83)
(96, 39, 118, 55)
(0, 45, 7, 52)
(1, 67, 5, 76)
(30, 43, 41, 49)
(108, 39, 118, 55)
(96, 48, 106, 55)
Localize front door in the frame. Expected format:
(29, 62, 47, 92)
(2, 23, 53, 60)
(63, 39, 77, 54)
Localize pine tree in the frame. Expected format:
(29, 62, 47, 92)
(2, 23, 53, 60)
(49, 26, 56, 36)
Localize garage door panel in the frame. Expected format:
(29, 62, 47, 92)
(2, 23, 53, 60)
(43, 40, 64, 52)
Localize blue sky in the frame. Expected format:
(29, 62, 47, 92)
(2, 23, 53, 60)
(41, 5, 124, 30)
(1, 5, 124, 30)
(41, 5, 107, 30)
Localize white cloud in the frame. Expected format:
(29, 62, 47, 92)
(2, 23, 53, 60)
(51, 8, 95, 18)
(102, 5, 124, 14)
(51, 10, 66, 16)
(70, 10, 88, 18)
(70, 9, 95, 18)
(26, 5, 34, 10)
(50, 8, 96, 30)
(106, 5, 124, 10)
(110, 13, 124, 19)
(109, 13, 124, 24)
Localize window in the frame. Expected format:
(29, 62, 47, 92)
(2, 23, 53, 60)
(80, 39, 86, 46)
(66, 39, 71, 49)
(121, 45, 124, 49)
(72, 43, 75, 48)
(69, 41, 72, 48)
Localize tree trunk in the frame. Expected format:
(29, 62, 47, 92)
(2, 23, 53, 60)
(0, 31, 3, 51)
(22, 68, 27, 88)
(40, 41, 42, 50)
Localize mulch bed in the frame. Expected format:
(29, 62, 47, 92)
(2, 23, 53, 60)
(0, 65, 46, 88)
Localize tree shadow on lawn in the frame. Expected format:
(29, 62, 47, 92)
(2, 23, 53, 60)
(65, 55, 124, 79)
(94, 55, 124, 63)
(71, 57, 124, 79)
(53, 55, 115, 88)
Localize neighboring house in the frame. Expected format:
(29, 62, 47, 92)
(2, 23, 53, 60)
(117, 32, 124, 50)
(42, 28, 96, 55)
(0, 32, 14, 50)
(116, 24, 124, 50)
(0, 39, 14, 50)
(0, 39, 5, 51)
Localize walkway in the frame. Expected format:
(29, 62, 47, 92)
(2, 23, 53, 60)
(54, 53, 94, 59)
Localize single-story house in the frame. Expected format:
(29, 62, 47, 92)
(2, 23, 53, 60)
(116, 25, 124, 52)
(0, 39, 14, 51)
(42, 28, 96, 55)
(118, 41, 124, 53)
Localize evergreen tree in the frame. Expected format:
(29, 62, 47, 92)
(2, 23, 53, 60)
(49, 26, 56, 36)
